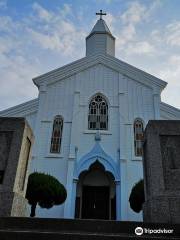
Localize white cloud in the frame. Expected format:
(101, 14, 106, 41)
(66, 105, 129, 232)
(121, 1, 146, 25)
(156, 55, 180, 108)
(145, 0, 162, 19)
(28, 3, 86, 57)
(59, 3, 72, 18)
(126, 41, 155, 55)
(166, 21, 180, 46)
(0, 0, 180, 111)
(32, 2, 52, 22)
(0, 52, 39, 109)
(114, 1, 161, 52)
(0, 2, 87, 110)
(159, 55, 180, 86)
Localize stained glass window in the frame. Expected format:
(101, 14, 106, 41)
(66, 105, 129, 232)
(50, 116, 63, 153)
(134, 119, 144, 156)
(88, 94, 108, 130)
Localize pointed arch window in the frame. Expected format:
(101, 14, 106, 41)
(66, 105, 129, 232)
(50, 116, 63, 153)
(134, 119, 144, 156)
(88, 94, 108, 130)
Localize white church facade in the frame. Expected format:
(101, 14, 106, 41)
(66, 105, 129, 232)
(1, 13, 180, 221)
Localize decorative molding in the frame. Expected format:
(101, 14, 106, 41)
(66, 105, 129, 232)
(124, 122, 132, 126)
(41, 120, 51, 123)
(39, 84, 47, 93)
(84, 130, 112, 135)
(131, 157, 142, 161)
(33, 54, 167, 91)
(74, 141, 120, 181)
(45, 154, 64, 159)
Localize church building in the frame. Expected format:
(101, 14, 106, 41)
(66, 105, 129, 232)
(1, 12, 180, 221)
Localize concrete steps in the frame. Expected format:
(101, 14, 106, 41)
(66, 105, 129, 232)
(0, 217, 179, 239)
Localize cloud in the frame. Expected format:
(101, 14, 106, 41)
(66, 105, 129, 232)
(159, 55, 180, 87)
(126, 41, 155, 55)
(156, 55, 180, 108)
(28, 3, 86, 57)
(32, 2, 52, 22)
(0, 0, 180, 111)
(0, 52, 39, 109)
(0, 2, 87, 110)
(121, 1, 146, 25)
(166, 21, 180, 47)
(59, 3, 72, 18)
(114, 1, 161, 53)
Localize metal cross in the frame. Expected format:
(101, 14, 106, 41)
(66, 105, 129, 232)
(96, 10, 106, 20)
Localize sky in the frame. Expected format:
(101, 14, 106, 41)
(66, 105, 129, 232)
(0, 0, 180, 111)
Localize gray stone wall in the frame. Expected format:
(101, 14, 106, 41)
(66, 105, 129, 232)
(0, 117, 34, 217)
(143, 120, 180, 223)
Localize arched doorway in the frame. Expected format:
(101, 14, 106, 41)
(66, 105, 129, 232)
(75, 161, 116, 220)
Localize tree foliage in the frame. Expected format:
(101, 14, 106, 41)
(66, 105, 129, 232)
(129, 179, 145, 213)
(26, 172, 67, 217)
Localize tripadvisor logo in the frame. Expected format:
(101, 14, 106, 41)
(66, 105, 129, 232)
(135, 226, 174, 236)
(135, 227, 143, 236)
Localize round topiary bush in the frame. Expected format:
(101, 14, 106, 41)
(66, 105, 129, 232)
(26, 172, 67, 217)
(129, 179, 145, 213)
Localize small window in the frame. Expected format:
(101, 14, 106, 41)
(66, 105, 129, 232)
(134, 119, 144, 156)
(88, 94, 108, 130)
(50, 116, 63, 153)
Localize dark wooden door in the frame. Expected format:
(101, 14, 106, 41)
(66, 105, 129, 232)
(82, 186, 109, 219)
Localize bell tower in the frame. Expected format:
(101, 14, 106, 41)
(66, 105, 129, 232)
(86, 10, 115, 57)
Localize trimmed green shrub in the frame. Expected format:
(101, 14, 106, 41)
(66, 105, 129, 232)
(26, 172, 67, 217)
(129, 179, 145, 213)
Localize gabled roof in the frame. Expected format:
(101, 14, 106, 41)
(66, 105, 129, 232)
(0, 98, 38, 117)
(160, 102, 180, 120)
(33, 54, 167, 91)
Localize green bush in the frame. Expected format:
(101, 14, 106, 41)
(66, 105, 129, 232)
(129, 179, 145, 213)
(26, 172, 67, 217)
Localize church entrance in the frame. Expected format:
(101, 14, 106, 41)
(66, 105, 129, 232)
(82, 186, 109, 219)
(75, 161, 116, 220)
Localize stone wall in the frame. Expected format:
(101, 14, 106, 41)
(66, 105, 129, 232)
(143, 120, 180, 223)
(0, 117, 34, 217)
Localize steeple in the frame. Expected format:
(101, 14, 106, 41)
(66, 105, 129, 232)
(86, 10, 115, 57)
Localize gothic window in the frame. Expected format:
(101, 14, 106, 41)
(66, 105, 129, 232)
(50, 116, 63, 153)
(134, 119, 144, 156)
(88, 94, 108, 130)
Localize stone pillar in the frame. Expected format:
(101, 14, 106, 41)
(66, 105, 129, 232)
(115, 180, 121, 220)
(0, 117, 34, 217)
(143, 120, 180, 223)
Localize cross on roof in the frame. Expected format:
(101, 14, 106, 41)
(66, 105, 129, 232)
(96, 10, 106, 20)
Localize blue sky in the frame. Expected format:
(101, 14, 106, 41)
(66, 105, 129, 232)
(0, 0, 180, 110)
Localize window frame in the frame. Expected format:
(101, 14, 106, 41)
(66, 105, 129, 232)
(133, 118, 144, 158)
(88, 94, 109, 131)
(49, 115, 63, 154)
